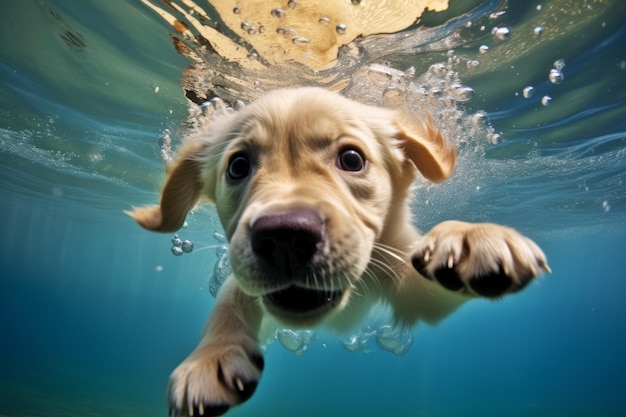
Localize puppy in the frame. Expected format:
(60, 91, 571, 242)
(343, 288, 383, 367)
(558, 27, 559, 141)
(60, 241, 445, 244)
(128, 87, 550, 416)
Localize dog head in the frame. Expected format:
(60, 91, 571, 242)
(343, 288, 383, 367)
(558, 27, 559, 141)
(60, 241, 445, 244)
(129, 87, 455, 326)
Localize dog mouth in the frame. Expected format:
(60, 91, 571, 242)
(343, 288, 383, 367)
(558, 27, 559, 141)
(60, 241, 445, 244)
(262, 285, 345, 323)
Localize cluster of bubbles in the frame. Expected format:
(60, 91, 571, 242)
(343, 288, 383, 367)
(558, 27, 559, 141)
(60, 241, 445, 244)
(260, 323, 414, 356)
(170, 232, 194, 256)
(464, 7, 565, 110)
(233, 0, 351, 47)
(342, 324, 414, 355)
(520, 59, 565, 107)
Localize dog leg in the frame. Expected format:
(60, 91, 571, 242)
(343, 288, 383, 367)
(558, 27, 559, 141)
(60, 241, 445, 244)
(167, 277, 264, 416)
(412, 221, 550, 298)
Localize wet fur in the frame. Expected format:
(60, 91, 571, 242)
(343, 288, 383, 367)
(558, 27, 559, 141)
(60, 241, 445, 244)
(128, 87, 549, 416)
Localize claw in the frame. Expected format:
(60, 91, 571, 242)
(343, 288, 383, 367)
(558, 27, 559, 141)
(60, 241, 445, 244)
(447, 253, 454, 269)
(423, 248, 431, 263)
(235, 377, 244, 392)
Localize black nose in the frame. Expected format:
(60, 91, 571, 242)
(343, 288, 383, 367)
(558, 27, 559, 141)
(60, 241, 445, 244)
(250, 209, 324, 274)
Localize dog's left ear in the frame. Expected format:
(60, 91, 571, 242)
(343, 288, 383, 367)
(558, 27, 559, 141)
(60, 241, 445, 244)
(393, 112, 456, 183)
(126, 140, 211, 233)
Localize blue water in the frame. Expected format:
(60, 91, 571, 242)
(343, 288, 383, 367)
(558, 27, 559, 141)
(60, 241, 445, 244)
(1, 1, 625, 416)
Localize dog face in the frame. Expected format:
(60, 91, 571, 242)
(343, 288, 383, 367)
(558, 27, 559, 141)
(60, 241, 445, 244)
(130, 87, 455, 327)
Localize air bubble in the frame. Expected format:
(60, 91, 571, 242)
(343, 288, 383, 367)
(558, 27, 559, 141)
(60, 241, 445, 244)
(489, 133, 501, 145)
(553, 59, 566, 70)
(479, 45, 489, 54)
(171, 246, 183, 256)
(287, 0, 297, 9)
(336, 23, 347, 34)
(292, 37, 312, 44)
(319, 17, 330, 25)
(171, 234, 182, 247)
(275, 329, 314, 356)
(541, 95, 552, 106)
(522, 86, 535, 98)
(271, 8, 286, 18)
(233, 6, 241, 14)
(241, 21, 257, 35)
(533, 26, 543, 35)
(492, 26, 510, 40)
(549, 68, 564, 84)
(602, 201, 610, 212)
(351, 0, 361, 4)
(451, 85, 475, 102)
(428, 62, 447, 75)
(471, 112, 487, 126)
(181, 240, 194, 253)
(375, 325, 413, 355)
(466, 60, 480, 68)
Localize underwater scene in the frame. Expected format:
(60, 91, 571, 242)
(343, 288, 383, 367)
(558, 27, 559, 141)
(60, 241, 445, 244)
(1, 0, 625, 416)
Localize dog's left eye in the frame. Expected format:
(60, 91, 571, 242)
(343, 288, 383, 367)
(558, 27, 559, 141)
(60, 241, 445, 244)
(337, 148, 366, 172)
(227, 153, 251, 181)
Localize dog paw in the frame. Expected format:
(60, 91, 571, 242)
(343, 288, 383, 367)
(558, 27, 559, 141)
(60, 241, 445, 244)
(412, 221, 550, 298)
(167, 337, 264, 416)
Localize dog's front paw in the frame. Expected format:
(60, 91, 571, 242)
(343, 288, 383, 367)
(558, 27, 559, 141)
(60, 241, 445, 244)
(167, 336, 264, 416)
(412, 221, 550, 298)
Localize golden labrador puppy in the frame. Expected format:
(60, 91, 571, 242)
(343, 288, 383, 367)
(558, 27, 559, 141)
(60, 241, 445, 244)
(129, 87, 549, 416)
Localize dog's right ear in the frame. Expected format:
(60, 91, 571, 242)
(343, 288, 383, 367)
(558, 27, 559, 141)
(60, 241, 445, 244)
(126, 140, 212, 233)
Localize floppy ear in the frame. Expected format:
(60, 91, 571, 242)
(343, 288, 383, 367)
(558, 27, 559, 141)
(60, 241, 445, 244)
(126, 140, 211, 232)
(394, 111, 456, 183)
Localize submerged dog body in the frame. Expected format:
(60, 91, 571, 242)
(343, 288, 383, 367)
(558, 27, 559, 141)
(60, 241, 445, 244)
(129, 87, 549, 416)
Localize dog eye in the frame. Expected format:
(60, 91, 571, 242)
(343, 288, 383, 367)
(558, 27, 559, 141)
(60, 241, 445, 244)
(227, 153, 251, 180)
(337, 148, 366, 172)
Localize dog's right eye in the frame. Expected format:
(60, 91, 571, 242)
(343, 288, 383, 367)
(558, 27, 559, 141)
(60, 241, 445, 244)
(227, 153, 251, 181)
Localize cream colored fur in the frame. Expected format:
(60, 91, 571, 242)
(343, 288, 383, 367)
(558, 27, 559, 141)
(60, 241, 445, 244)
(128, 87, 549, 416)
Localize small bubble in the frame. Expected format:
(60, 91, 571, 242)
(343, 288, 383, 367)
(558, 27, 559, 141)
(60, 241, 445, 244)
(171, 246, 184, 256)
(233, 6, 241, 14)
(287, 0, 297, 9)
(181, 240, 194, 253)
(171, 234, 182, 246)
(479, 44, 489, 53)
(489, 11, 506, 19)
(492, 26, 510, 40)
(489, 133, 501, 144)
(292, 37, 312, 44)
(182, 221, 188, 228)
(533, 26, 543, 36)
(536, 4, 542, 11)
(322, 343, 327, 349)
(271, 8, 286, 18)
(451, 85, 475, 102)
(428, 62, 447, 75)
(471, 112, 487, 126)
(549, 68, 564, 84)
(154, 86, 160, 93)
(319, 17, 330, 25)
(241, 21, 257, 35)
(154, 265, 163, 272)
(351, 0, 361, 4)
(336, 23, 347, 34)
(522, 86, 535, 98)
(553, 59, 566, 70)
(466, 59, 480, 68)
(602, 201, 610, 212)
(541, 95, 552, 106)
